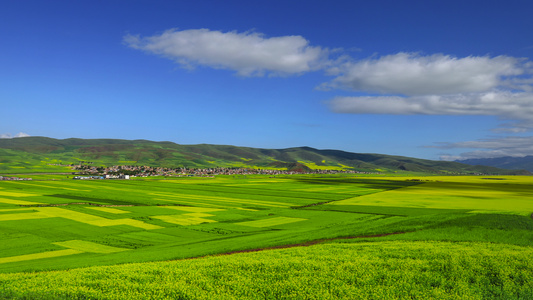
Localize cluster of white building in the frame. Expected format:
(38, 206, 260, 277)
(73, 175, 130, 180)
(0, 175, 32, 181)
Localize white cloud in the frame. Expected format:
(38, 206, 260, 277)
(0, 132, 30, 139)
(329, 91, 533, 120)
(329, 91, 533, 132)
(124, 28, 329, 76)
(430, 136, 533, 160)
(326, 52, 533, 132)
(324, 53, 524, 95)
(14, 132, 30, 138)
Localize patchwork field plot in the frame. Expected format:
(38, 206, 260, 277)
(0, 198, 43, 205)
(53, 240, 129, 253)
(86, 207, 131, 214)
(0, 174, 532, 284)
(331, 176, 533, 215)
(153, 213, 218, 226)
(0, 249, 83, 265)
(237, 216, 307, 227)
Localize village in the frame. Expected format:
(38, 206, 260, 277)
(1, 164, 374, 182)
(0, 176, 32, 181)
(71, 164, 367, 179)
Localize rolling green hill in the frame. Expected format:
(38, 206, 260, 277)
(0, 136, 528, 175)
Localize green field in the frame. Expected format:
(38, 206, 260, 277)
(1, 174, 533, 299)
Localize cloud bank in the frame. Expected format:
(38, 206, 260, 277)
(326, 52, 533, 133)
(124, 29, 328, 76)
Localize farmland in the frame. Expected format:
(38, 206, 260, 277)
(1, 174, 533, 298)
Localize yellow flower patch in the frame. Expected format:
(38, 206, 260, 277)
(53, 240, 129, 253)
(86, 207, 130, 214)
(0, 249, 83, 264)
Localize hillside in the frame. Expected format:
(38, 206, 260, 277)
(0, 136, 528, 175)
(458, 156, 533, 172)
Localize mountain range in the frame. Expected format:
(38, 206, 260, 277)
(0, 137, 529, 175)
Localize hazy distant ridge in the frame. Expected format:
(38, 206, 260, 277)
(457, 156, 533, 172)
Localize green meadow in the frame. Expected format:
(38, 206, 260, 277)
(1, 175, 533, 299)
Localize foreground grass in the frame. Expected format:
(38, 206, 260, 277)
(1, 240, 532, 299)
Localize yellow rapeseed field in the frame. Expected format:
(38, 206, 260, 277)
(86, 207, 131, 214)
(333, 176, 533, 214)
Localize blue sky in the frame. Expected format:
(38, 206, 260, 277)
(2, 0, 533, 160)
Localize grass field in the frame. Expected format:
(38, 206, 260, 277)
(0, 174, 532, 298)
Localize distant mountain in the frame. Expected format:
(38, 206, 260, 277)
(457, 156, 533, 172)
(0, 137, 529, 175)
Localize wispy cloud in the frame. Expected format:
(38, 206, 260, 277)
(15, 132, 30, 138)
(124, 28, 329, 77)
(329, 91, 533, 129)
(429, 136, 533, 160)
(0, 132, 30, 139)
